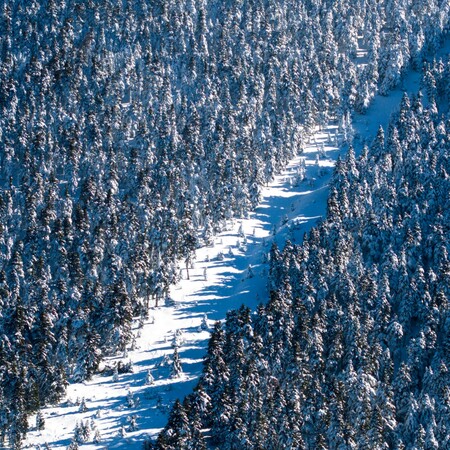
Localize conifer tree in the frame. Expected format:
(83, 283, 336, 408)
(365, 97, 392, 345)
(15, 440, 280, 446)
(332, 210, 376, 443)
(170, 348, 183, 379)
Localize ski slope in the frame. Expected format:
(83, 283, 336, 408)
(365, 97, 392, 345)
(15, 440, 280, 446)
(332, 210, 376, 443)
(26, 39, 450, 449)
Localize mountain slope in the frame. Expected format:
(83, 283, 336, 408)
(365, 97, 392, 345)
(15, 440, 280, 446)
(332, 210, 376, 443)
(153, 71, 450, 449)
(1, 1, 449, 448)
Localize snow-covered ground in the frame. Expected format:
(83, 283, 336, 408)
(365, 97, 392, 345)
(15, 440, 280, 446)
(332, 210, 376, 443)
(26, 39, 450, 449)
(25, 127, 341, 449)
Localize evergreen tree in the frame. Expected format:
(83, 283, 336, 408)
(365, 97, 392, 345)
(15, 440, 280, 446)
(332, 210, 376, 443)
(170, 348, 183, 379)
(36, 410, 45, 431)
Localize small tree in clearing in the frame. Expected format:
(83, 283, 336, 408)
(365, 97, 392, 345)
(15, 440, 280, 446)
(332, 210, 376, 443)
(93, 427, 101, 444)
(127, 415, 138, 432)
(78, 397, 87, 413)
(170, 348, 183, 379)
(112, 365, 119, 382)
(200, 313, 208, 331)
(145, 369, 154, 385)
(126, 389, 136, 408)
(36, 410, 45, 431)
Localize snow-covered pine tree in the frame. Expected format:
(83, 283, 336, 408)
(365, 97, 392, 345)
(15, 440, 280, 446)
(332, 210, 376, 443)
(170, 348, 183, 379)
(35, 410, 45, 431)
(145, 369, 154, 386)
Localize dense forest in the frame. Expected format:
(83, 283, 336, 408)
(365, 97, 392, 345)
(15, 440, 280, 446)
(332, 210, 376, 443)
(154, 84, 450, 448)
(0, 0, 449, 448)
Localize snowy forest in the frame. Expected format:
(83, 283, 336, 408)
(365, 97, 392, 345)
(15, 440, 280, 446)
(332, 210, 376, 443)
(0, 0, 449, 448)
